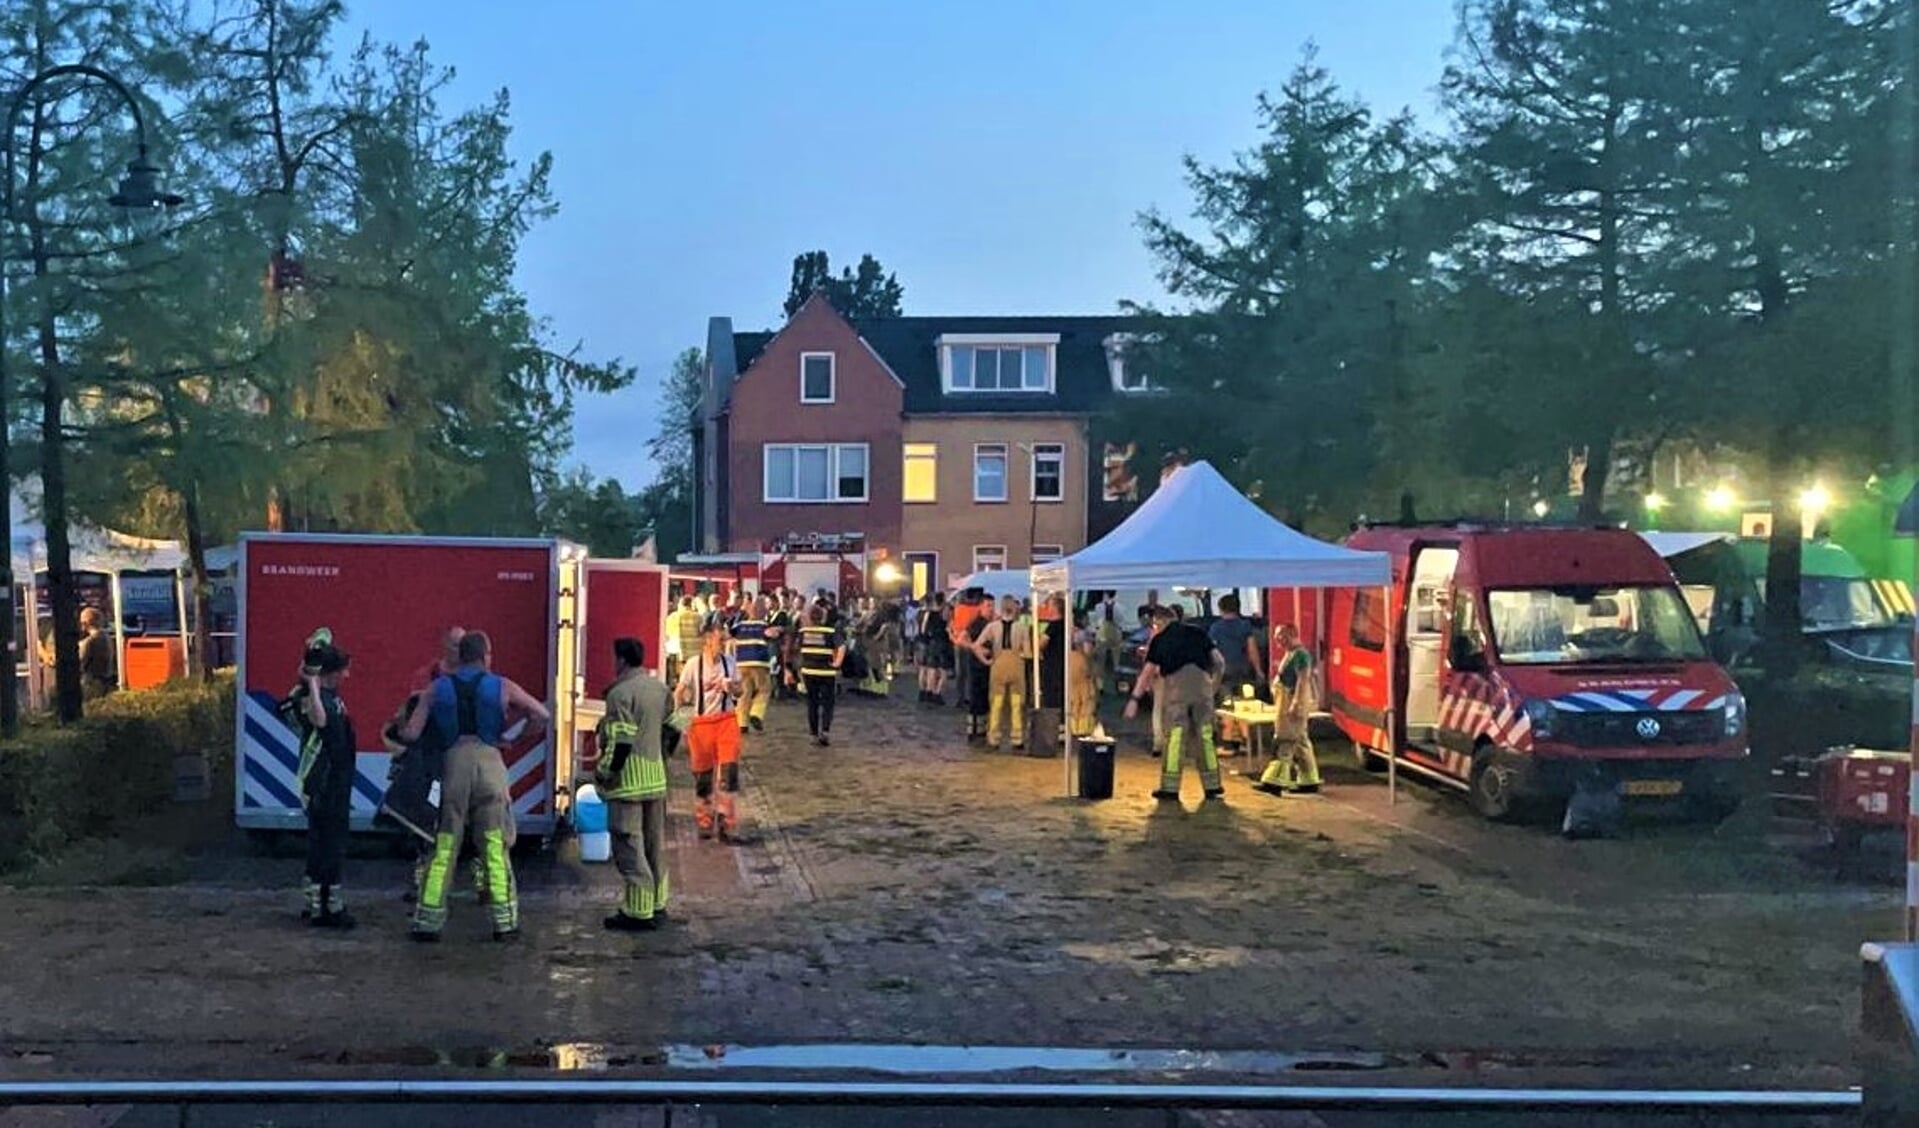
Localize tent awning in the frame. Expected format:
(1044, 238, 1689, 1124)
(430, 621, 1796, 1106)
(1031, 461, 1389, 591)
(948, 569, 1031, 598)
(1639, 531, 1736, 560)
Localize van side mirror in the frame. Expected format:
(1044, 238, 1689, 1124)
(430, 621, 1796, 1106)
(1450, 636, 1486, 672)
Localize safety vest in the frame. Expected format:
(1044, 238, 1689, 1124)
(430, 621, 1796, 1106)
(800, 625, 841, 678)
(597, 669, 668, 800)
(731, 617, 771, 667)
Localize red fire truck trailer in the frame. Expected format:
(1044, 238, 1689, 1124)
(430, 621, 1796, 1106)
(234, 534, 569, 841)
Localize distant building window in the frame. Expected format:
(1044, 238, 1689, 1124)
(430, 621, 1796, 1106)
(1105, 333, 1161, 393)
(1031, 442, 1065, 502)
(1032, 545, 1064, 565)
(973, 545, 1008, 572)
(800, 352, 835, 403)
(974, 444, 1009, 502)
(903, 443, 938, 503)
(764, 443, 868, 503)
(938, 334, 1060, 394)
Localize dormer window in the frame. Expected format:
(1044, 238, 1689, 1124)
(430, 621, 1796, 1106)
(939, 334, 1058, 393)
(1105, 334, 1161, 394)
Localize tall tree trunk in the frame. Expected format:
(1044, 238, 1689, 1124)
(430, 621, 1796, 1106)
(1576, 434, 1614, 521)
(1578, 101, 1626, 523)
(1751, 236, 1802, 676)
(24, 103, 82, 722)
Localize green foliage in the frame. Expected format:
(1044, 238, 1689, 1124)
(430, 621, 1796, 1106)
(782, 250, 905, 319)
(537, 466, 645, 558)
(0, 674, 235, 873)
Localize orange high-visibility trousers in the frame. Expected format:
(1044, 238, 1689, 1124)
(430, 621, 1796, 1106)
(685, 712, 742, 837)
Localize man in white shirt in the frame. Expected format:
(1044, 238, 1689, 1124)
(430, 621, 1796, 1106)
(676, 622, 744, 841)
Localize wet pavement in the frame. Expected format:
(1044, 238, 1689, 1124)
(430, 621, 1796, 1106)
(0, 676, 1898, 1095)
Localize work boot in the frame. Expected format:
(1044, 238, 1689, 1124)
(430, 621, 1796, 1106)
(1152, 789, 1180, 801)
(750, 716, 764, 733)
(312, 910, 357, 930)
(1203, 787, 1226, 802)
(409, 928, 441, 944)
(493, 928, 520, 943)
(604, 913, 659, 933)
(816, 734, 830, 747)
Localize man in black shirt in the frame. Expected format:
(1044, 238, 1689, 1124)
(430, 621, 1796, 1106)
(1125, 607, 1225, 801)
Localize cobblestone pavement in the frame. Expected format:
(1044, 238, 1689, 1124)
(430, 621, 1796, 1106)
(0, 677, 1896, 1095)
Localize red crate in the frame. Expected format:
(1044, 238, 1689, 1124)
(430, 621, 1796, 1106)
(1816, 747, 1911, 830)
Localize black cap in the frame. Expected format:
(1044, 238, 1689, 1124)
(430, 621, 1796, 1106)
(303, 642, 350, 675)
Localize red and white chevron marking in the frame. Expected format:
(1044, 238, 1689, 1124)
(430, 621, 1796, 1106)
(1437, 674, 1532, 751)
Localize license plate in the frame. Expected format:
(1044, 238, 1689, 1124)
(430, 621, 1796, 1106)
(1624, 779, 1683, 797)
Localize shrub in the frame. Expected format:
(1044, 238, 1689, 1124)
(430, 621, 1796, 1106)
(1743, 664, 1908, 762)
(0, 674, 235, 873)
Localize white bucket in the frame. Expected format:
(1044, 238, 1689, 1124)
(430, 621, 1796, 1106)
(575, 784, 611, 863)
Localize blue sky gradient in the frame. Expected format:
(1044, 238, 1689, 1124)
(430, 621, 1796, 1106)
(340, 0, 1457, 487)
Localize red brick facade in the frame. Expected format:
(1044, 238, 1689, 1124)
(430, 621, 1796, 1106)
(724, 295, 904, 555)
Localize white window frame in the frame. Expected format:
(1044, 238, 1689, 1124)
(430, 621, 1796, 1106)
(902, 442, 938, 504)
(973, 545, 1008, 573)
(799, 351, 836, 404)
(762, 442, 869, 504)
(973, 443, 1009, 503)
(1031, 544, 1064, 565)
(938, 333, 1059, 394)
(1030, 442, 1066, 503)
(1105, 333, 1162, 394)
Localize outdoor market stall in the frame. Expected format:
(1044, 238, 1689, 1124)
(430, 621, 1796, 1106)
(10, 488, 193, 706)
(1029, 461, 1394, 798)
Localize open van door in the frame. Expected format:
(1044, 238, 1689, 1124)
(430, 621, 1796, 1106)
(1403, 545, 1459, 743)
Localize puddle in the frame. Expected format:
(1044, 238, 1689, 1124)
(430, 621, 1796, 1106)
(660, 1043, 1391, 1073)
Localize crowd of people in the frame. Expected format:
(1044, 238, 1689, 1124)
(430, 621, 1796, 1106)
(273, 586, 1324, 941)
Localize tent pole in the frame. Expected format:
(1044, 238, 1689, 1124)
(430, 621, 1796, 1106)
(175, 569, 191, 679)
(1385, 582, 1396, 807)
(110, 572, 127, 692)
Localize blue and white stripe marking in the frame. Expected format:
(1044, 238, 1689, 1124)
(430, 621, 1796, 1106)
(239, 690, 386, 814)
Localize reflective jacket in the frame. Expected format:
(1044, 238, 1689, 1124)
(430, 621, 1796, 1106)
(799, 624, 843, 678)
(596, 667, 670, 800)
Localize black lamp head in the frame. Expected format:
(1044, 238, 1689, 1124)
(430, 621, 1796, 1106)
(108, 149, 184, 210)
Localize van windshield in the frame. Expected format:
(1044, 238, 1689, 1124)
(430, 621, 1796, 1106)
(1486, 585, 1710, 665)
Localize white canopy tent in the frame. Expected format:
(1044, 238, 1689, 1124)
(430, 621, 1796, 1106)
(1639, 531, 1736, 560)
(1030, 461, 1397, 799)
(948, 568, 1032, 599)
(9, 487, 194, 703)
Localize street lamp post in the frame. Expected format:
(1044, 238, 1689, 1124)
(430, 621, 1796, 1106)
(0, 64, 183, 735)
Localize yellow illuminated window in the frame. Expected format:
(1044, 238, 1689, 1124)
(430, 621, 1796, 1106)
(904, 443, 938, 503)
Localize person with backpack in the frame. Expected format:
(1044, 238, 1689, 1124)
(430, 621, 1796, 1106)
(399, 630, 550, 942)
(284, 628, 356, 929)
(598, 637, 673, 931)
(677, 620, 744, 841)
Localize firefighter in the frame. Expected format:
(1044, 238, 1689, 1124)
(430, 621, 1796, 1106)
(731, 594, 774, 733)
(400, 630, 550, 942)
(599, 637, 673, 931)
(799, 604, 846, 746)
(678, 621, 744, 841)
(1255, 623, 1322, 795)
(286, 629, 356, 928)
(1126, 607, 1225, 802)
(972, 595, 1033, 752)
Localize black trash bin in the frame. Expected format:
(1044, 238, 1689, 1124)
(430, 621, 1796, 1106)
(1077, 737, 1115, 800)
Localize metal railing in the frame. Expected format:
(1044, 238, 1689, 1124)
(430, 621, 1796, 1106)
(0, 1079, 1865, 1114)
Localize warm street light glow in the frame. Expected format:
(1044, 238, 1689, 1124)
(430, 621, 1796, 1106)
(874, 562, 902, 584)
(1644, 492, 1667, 512)
(1532, 499, 1551, 519)
(1704, 485, 1737, 513)
(1800, 484, 1832, 516)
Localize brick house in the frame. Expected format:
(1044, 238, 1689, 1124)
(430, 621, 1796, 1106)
(696, 300, 1154, 595)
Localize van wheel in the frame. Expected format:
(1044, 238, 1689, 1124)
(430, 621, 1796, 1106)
(1469, 753, 1518, 822)
(1353, 744, 1387, 774)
